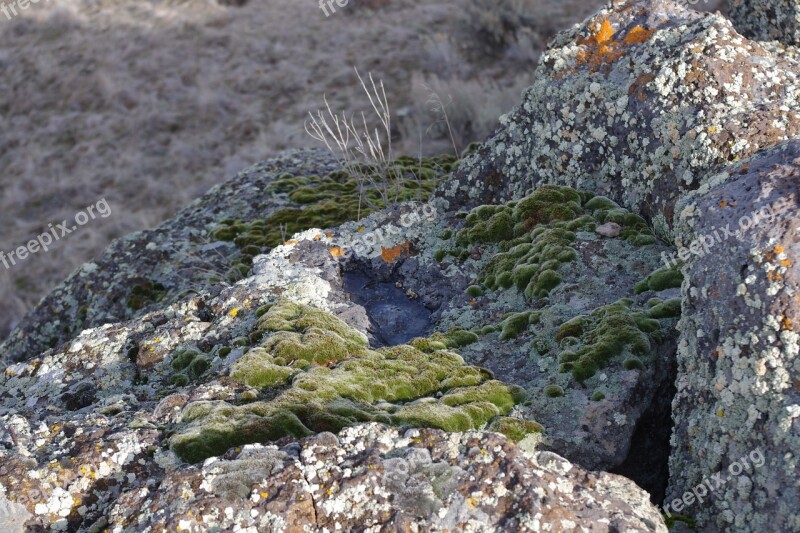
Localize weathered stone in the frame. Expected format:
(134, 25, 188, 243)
(668, 140, 800, 531)
(728, 0, 800, 45)
(442, 0, 800, 226)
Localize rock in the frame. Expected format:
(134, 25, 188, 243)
(728, 0, 800, 45)
(442, 0, 800, 225)
(118, 423, 667, 532)
(667, 140, 800, 531)
(595, 222, 622, 237)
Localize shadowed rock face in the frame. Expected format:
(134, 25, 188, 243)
(668, 140, 800, 531)
(342, 268, 433, 346)
(442, 0, 800, 224)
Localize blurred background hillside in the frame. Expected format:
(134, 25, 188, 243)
(0, 0, 725, 338)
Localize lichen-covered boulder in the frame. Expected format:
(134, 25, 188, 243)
(0, 150, 453, 365)
(118, 423, 667, 532)
(247, 183, 682, 499)
(443, 0, 800, 225)
(667, 140, 800, 531)
(728, 0, 800, 45)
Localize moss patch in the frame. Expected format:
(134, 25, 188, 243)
(556, 299, 667, 383)
(634, 265, 684, 294)
(171, 301, 528, 463)
(211, 156, 455, 281)
(446, 185, 657, 300)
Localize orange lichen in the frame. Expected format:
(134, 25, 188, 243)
(573, 19, 657, 73)
(774, 245, 785, 254)
(381, 241, 411, 263)
(329, 246, 345, 258)
(623, 25, 654, 45)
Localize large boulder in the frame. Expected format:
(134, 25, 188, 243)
(667, 140, 800, 531)
(442, 0, 800, 225)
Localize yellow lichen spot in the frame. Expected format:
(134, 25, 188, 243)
(716, 409, 724, 417)
(329, 246, 345, 258)
(623, 25, 654, 45)
(285, 239, 298, 246)
(229, 308, 240, 318)
(260, 492, 269, 499)
(467, 497, 479, 508)
(707, 125, 719, 134)
(357, 226, 366, 233)
(595, 19, 615, 45)
(381, 241, 411, 264)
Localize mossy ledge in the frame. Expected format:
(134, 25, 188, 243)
(210, 156, 455, 282)
(170, 300, 528, 463)
(442, 185, 656, 299)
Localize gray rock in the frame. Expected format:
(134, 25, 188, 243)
(728, 0, 800, 45)
(668, 140, 800, 531)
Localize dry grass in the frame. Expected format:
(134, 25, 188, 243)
(0, 0, 726, 337)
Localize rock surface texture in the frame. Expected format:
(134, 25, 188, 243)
(443, 0, 800, 224)
(728, 0, 800, 44)
(1, 0, 799, 531)
(668, 140, 800, 531)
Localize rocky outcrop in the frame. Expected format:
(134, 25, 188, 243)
(442, 0, 800, 225)
(728, 0, 800, 45)
(667, 140, 800, 531)
(123, 423, 666, 532)
(1, 0, 799, 531)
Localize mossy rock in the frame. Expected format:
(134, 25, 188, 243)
(488, 416, 543, 441)
(648, 298, 682, 319)
(556, 299, 666, 383)
(126, 280, 167, 310)
(498, 311, 540, 341)
(171, 301, 527, 463)
(634, 265, 684, 294)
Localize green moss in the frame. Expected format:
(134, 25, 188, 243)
(634, 265, 684, 294)
(498, 311, 539, 340)
(623, 357, 645, 371)
(648, 298, 682, 319)
(170, 301, 527, 463)
(591, 391, 606, 401)
(208, 157, 452, 271)
(466, 285, 483, 297)
(544, 385, 565, 398)
(556, 299, 665, 383)
(488, 416, 543, 441)
(584, 195, 619, 210)
(170, 349, 211, 384)
(434, 249, 447, 262)
(126, 280, 167, 310)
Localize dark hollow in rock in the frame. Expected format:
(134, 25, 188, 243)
(609, 358, 677, 504)
(343, 269, 432, 347)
